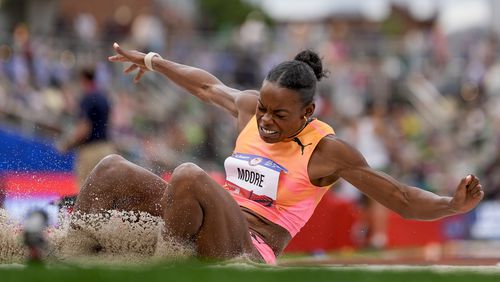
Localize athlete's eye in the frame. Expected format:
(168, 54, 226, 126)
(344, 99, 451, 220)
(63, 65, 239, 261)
(257, 106, 266, 112)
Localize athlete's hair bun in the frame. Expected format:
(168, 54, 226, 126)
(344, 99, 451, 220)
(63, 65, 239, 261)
(294, 50, 328, 81)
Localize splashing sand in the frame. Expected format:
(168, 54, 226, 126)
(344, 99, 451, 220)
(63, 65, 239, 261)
(0, 208, 195, 265)
(0, 209, 26, 263)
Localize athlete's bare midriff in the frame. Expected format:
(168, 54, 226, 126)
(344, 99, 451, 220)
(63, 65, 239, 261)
(240, 206, 291, 256)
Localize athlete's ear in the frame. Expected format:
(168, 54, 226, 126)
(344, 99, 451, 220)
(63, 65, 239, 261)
(304, 103, 315, 118)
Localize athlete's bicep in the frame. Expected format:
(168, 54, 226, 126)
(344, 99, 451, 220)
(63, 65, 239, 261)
(204, 84, 242, 116)
(322, 136, 385, 193)
(324, 137, 413, 214)
(321, 136, 370, 175)
(327, 137, 394, 193)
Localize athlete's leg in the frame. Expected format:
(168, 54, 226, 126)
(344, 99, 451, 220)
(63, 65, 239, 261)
(64, 154, 167, 256)
(74, 154, 166, 216)
(73, 156, 257, 261)
(161, 162, 257, 260)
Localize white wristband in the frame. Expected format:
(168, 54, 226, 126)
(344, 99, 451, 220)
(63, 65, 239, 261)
(144, 52, 162, 71)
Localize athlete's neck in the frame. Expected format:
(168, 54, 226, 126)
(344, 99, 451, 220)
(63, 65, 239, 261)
(286, 117, 314, 140)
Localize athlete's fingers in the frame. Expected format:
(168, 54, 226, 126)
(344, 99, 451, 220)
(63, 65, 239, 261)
(111, 42, 134, 61)
(471, 184, 482, 194)
(466, 175, 479, 189)
(113, 42, 123, 55)
(460, 175, 471, 186)
(108, 54, 122, 61)
(474, 190, 484, 199)
(124, 64, 138, 74)
(134, 68, 145, 83)
(468, 185, 480, 196)
(108, 54, 129, 62)
(458, 175, 471, 192)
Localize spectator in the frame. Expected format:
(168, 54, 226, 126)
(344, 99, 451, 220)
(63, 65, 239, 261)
(58, 67, 115, 192)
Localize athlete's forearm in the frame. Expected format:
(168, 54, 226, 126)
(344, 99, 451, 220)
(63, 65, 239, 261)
(110, 43, 240, 115)
(151, 57, 235, 104)
(402, 186, 456, 220)
(343, 167, 456, 220)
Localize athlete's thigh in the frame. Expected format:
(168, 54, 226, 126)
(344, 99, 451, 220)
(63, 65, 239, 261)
(75, 154, 167, 216)
(163, 164, 255, 259)
(110, 160, 168, 215)
(197, 180, 254, 258)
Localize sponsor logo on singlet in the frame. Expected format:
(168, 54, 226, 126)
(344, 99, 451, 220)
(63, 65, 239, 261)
(249, 157, 263, 166)
(224, 153, 287, 206)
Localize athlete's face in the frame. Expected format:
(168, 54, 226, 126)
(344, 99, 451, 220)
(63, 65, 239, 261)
(256, 81, 314, 143)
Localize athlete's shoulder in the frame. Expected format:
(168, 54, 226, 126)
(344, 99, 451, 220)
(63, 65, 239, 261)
(316, 134, 369, 168)
(310, 118, 335, 135)
(235, 90, 259, 116)
(234, 90, 259, 132)
(236, 90, 259, 103)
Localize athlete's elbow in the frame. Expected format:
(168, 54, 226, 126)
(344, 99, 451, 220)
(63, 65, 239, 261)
(194, 85, 212, 103)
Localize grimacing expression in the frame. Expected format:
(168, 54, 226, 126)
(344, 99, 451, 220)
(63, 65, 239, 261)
(256, 81, 314, 143)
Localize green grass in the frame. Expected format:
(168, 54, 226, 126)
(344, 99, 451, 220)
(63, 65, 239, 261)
(1, 261, 500, 282)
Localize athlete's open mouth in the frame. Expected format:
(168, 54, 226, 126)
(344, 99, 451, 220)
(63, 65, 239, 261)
(261, 127, 277, 134)
(260, 126, 278, 135)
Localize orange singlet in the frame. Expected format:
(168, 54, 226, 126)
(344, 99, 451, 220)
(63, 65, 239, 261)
(224, 115, 335, 238)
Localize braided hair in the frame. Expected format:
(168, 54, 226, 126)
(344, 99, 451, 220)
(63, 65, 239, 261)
(265, 50, 328, 106)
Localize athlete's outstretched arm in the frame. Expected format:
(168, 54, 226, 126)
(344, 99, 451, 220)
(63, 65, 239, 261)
(322, 136, 484, 220)
(108, 43, 254, 117)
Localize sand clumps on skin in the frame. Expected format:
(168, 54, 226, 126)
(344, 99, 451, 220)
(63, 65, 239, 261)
(0, 208, 195, 265)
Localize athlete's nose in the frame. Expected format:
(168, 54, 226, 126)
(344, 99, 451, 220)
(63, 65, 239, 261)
(261, 112, 273, 125)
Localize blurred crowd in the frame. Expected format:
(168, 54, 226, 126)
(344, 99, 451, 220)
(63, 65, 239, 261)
(1, 6, 500, 231)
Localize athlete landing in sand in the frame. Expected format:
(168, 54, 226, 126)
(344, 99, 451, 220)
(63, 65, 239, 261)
(71, 43, 484, 264)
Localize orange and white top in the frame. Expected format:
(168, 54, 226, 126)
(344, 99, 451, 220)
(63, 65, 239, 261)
(224, 116, 335, 237)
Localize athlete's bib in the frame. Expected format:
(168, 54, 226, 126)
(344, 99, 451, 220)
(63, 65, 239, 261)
(224, 153, 287, 206)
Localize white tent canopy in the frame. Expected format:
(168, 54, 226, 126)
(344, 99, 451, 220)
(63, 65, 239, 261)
(251, 0, 493, 34)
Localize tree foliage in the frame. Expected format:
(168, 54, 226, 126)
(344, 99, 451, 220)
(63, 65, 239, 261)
(196, 0, 268, 30)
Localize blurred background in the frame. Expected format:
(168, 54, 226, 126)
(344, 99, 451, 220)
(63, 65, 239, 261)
(1, 0, 500, 259)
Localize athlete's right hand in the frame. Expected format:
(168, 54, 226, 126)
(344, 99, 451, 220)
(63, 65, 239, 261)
(108, 42, 148, 83)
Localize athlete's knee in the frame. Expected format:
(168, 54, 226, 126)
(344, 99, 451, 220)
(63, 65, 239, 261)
(172, 162, 205, 178)
(170, 162, 208, 189)
(97, 154, 125, 167)
(90, 154, 130, 180)
(76, 154, 131, 211)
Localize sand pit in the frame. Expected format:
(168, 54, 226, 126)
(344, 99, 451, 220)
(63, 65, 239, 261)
(0, 208, 195, 265)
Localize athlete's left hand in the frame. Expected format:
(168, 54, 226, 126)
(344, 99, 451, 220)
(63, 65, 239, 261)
(449, 174, 484, 214)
